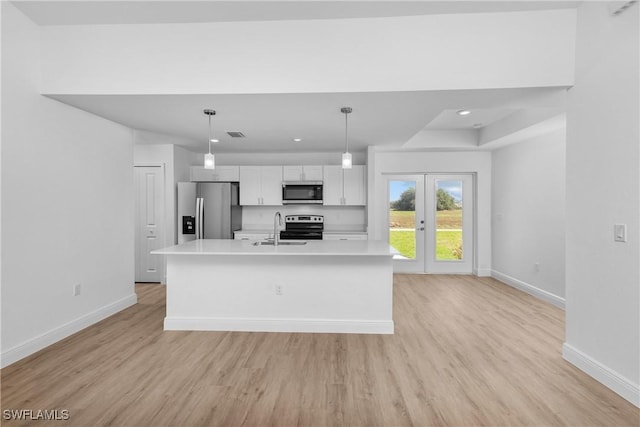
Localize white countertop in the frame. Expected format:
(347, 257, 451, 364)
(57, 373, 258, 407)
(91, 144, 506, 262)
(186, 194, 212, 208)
(152, 239, 395, 256)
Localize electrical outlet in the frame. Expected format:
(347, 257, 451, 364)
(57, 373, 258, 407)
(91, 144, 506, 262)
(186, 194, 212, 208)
(73, 283, 81, 296)
(534, 262, 540, 272)
(275, 284, 283, 295)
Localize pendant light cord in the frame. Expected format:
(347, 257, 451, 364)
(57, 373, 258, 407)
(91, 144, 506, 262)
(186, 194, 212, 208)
(344, 111, 349, 153)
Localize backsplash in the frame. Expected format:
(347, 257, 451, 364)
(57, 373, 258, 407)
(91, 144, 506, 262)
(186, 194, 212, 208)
(242, 206, 366, 232)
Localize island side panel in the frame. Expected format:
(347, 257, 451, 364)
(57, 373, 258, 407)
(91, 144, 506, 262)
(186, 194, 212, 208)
(164, 254, 393, 334)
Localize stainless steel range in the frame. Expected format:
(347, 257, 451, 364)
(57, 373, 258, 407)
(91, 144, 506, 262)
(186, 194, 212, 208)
(280, 215, 324, 240)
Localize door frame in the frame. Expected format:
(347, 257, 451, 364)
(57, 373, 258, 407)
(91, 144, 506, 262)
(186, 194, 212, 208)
(134, 163, 166, 283)
(383, 172, 477, 275)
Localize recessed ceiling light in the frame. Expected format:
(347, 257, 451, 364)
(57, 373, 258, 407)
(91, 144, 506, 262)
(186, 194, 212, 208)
(209, 138, 219, 143)
(292, 138, 302, 142)
(457, 110, 471, 116)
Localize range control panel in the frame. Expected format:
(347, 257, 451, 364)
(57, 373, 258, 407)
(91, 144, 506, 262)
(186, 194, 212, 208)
(285, 215, 324, 223)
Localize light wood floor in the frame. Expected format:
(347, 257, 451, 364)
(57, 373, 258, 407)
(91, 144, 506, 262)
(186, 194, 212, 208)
(2, 275, 638, 426)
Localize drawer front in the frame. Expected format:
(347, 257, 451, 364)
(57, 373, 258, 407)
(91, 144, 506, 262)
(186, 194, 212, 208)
(323, 233, 368, 241)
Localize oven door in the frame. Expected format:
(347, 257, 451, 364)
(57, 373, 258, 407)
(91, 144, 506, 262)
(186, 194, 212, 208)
(280, 231, 323, 240)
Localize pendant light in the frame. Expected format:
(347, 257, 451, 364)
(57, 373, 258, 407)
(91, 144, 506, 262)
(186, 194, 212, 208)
(203, 109, 216, 169)
(341, 107, 353, 169)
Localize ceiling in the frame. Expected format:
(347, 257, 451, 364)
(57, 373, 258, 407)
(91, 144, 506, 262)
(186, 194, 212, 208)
(21, 1, 573, 154)
(49, 87, 566, 153)
(13, 1, 580, 26)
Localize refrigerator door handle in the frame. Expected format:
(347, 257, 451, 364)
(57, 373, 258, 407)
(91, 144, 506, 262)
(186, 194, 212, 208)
(199, 197, 205, 239)
(195, 197, 201, 239)
(195, 198, 199, 239)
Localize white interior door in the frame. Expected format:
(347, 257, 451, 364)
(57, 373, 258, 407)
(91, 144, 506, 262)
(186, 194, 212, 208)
(425, 174, 474, 274)
(134, 165, 165, 283)
(387, 175, 425, 273)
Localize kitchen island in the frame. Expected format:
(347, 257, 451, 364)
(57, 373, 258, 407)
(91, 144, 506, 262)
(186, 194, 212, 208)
(152, 239, 395, 334)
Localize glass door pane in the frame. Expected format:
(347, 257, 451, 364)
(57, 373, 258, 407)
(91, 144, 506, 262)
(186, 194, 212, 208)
(389, 180, 416, 259)
(387, 176, 425, 273)
(435, 180, 464, 261)
(425, 174, 473, 274)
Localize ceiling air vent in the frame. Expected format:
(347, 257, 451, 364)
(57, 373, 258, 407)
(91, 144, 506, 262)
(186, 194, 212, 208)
(227, 131, 245, 138)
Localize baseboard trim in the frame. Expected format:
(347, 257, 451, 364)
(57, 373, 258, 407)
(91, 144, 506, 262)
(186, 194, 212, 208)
(1, 293, 138, 368)
(491, 270, 565, 309)
(164, 317, 394, 334)
(475, 268, 492, 277)
(563, 343, 640, 407)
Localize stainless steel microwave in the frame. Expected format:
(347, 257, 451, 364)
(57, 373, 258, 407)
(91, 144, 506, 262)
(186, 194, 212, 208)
(282, 181, 323, 204)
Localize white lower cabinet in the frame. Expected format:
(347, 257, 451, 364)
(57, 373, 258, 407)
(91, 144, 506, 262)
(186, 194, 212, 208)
(323, 233, 368, 241)
(234, 232, 272, 241)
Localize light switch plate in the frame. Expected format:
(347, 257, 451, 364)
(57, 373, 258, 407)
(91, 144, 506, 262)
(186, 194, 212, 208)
(614, 224, 627, 242)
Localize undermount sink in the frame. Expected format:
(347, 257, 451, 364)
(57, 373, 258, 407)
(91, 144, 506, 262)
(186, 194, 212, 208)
(253, 241, 307, 246)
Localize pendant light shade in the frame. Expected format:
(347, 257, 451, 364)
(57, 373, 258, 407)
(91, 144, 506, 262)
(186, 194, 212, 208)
(203, 109, 216, 170)
(341, 107, 353, 169)
(342, 152, 352, 168)
(204, 153, 215, 169)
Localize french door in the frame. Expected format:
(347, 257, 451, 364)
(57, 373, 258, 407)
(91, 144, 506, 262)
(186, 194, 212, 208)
(387, 174, 474, 274)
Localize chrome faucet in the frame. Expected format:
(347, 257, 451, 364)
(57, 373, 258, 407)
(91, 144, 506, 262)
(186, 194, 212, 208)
(273, 211, 283, 246)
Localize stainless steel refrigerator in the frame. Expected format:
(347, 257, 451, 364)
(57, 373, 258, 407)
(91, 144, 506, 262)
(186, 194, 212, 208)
(177, 182, 242, 243)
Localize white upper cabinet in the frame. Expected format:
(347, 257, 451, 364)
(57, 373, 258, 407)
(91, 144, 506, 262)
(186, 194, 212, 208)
(323, 165, 366, 206)
(343, 166, 367, 206)
(239, 166, 261, 205)
(239, 166, 283, 206)
(322, 166, 344, 205)
(260, 166, 284, 205)
(190, 165, 240, 182)
(282, 165, 323, 181)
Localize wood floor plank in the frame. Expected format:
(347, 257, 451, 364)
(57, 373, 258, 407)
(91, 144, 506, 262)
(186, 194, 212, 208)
(2, 277, 638, 426)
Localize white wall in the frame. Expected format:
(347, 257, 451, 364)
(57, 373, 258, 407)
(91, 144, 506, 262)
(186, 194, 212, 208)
(242, 206, 366, 233)
(1, 3, 136, 367)
(491, 129, 566, 307)
(214, 152, 366, 167)
(564, 2, 639, 406)
(133, 141, 199, 248)
(39, 10, 575, 95)
(367, 149, 492, 276)
(173, 145, 198, 184)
